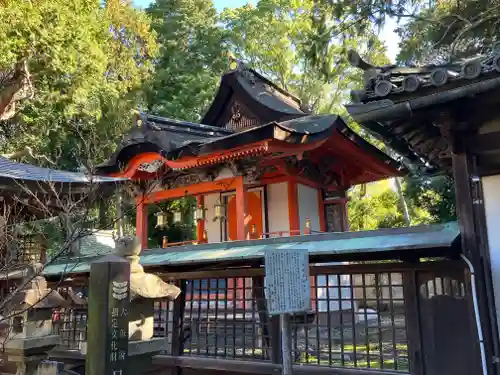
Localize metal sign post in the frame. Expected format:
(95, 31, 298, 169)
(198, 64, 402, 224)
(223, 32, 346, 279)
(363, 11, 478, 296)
(264, 248, 310, 375)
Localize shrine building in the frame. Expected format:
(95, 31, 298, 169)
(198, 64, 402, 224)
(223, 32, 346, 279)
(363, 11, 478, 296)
(97, 62, 404, 248)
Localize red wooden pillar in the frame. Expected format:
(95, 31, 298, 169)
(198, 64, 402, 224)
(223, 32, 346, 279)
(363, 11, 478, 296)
(288, 178, 300, 235)
(235, 176, 248, 308)
(136, 197, 148, 249)
(196, 195, 205, 242)
(317, 189, 326, 232)
(235, 176, 248, 241)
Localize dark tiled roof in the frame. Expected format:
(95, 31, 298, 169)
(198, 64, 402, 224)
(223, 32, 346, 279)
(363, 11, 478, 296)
(98, 66, 403, 181)
(344, 47, 500, 172)
(0, 159, 126, 221)
(346, 49, 500, 104)
(97, 114, 348, 174)
(0, 157, 125, 184)
(201, 64, 308, 128)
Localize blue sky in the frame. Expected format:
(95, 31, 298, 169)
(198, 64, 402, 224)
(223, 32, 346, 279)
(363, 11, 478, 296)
(133, 0, 400, 62)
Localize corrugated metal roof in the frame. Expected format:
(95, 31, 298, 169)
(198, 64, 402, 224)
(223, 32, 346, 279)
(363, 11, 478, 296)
(0, 157, 126, 184)
(43, 222, 460, 276)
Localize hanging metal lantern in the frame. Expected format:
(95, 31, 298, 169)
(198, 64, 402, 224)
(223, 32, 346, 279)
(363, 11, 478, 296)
(173, 210, 182, 224)
(304, 218, 312, 235)
(213, 200, 225, 222)
(155, 211, 168, 229)
(194, 205, 205, 221)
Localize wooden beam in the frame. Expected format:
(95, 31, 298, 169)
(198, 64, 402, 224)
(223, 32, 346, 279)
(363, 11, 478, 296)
(165, 141, 271, 170)
(341, 199, 349, 231)
(144, 178, 241, 204)
(287, 178, 300, 234)
(111, 152, 166, 178)
(170, 280, 187, 375)
(152, 355, 403, 375)
(451, 150, 499, 374)
(251, 276, 275, 362)
(402, 270, 424, 375)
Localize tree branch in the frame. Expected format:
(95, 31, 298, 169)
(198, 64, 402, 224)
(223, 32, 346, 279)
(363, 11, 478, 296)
(0, 60, 33, 121)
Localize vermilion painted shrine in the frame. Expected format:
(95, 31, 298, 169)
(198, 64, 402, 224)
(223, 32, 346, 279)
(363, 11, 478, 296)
(97, 62, 404, 248)
(2, 56, 497, 375)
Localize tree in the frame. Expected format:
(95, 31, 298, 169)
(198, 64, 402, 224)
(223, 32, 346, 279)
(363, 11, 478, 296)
(404, 174, 456, 224)
(220, 0, 389, 114)
(145, 0, 228, 121)
(302, 0, 500, 69)
(0, 0, 158, 168)
(0, 164, 127, 349)
(396, 0, 500, 63)
(348, 184, 408, 231)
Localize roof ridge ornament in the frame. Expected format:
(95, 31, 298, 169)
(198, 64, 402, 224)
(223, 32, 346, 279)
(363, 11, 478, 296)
(347, 50, 397, 73)
(347, 44, 500, 103)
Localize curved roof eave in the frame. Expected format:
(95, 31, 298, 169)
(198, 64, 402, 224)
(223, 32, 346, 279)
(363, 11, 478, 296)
(201, 69, 307, 126)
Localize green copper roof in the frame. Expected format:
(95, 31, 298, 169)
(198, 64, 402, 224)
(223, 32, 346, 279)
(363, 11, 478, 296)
(43, 222, 460, 276)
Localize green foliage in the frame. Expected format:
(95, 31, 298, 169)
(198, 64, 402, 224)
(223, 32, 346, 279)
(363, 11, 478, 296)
(220, 0, 389, 113)
(397, 0, 500, 63)
(348, 174, 457, 231)
(0, 0, 460, 236)
(295, 0, 424, 77)
(145, 198, 196, 247)
(145, 0, 228, 121)
(0, 0, 158, 168)
(305, 0, 500, 66)
(404, 174, 456, 223)
(348, 183, 408, 231)
(16, 219, 65, 257)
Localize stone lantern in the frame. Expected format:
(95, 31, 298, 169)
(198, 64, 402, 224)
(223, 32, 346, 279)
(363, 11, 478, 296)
(53, 287, 88, 354)
(0, 263, 66, 375)
(113, 236, 181, 373)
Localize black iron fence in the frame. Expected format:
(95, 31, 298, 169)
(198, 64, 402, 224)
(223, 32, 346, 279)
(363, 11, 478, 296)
(52, 307, 87, 351)
(49, 261, 475, 374)
(150, 269, 409, 372)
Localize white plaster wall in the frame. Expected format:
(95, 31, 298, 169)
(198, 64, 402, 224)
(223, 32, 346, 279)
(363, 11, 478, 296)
(215, 167, 234, 180)
(204, 193, 222, 243)
(267, 182, 290, 234)
(298, 184, 320, 232)
(481, 175, 500, 340)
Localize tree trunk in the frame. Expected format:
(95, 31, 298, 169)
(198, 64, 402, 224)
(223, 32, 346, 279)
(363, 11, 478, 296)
(383, 144, 411, 227)
(0, 60, 33, 121)
(116, 188, 124, 237)
(394, 177, 411, 226)
(98, 199, 107, 228)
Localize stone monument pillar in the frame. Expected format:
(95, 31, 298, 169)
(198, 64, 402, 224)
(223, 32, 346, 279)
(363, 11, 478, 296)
(84, 236, 181, 375)
(85, 254, 130, 375)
